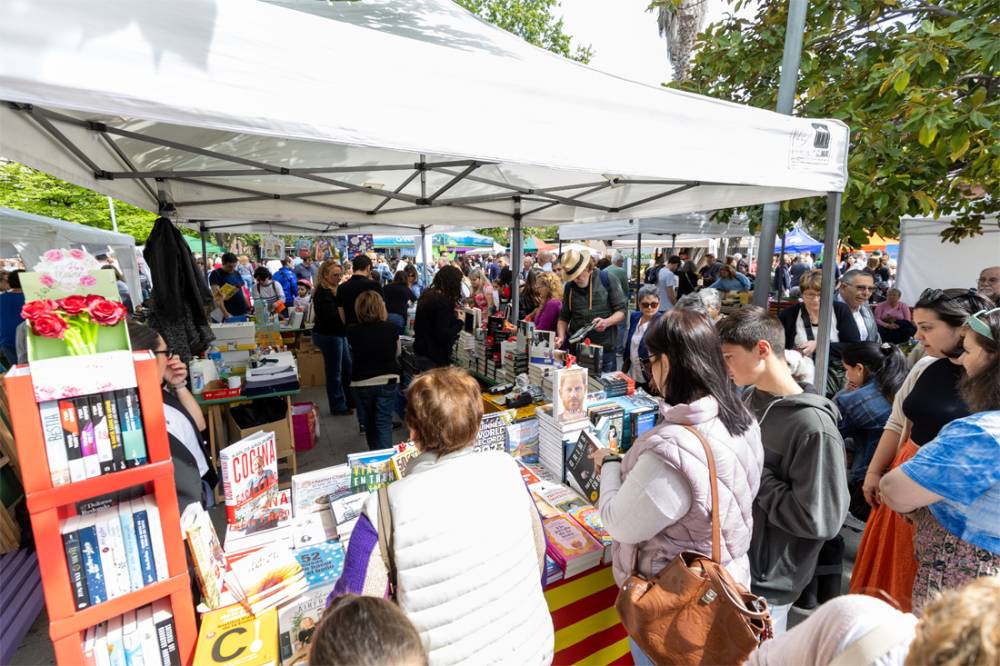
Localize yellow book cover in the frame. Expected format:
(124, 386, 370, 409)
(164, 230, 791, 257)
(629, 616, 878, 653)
(218, 282, 239, 300)
(194, 606, 278, 666)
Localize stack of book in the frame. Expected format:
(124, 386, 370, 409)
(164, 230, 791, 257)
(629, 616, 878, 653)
(40, 389, 147, 485)
(528, 362, 557, 395)
(219, 431, 282, 530)
(598, 372, 634, 398)
(588, 403, 626, 452)
(499, 340, 528, 384)
(568, 505, 613, 564)
(228, 544, 309, 615)
(61, 496, 168, 609)
(543, 515, 605, 579)
(83, 600, 180, 666)
(535, 404, 589, 482)
(279, 541, 345, 665)
(195, 605, 278, 666)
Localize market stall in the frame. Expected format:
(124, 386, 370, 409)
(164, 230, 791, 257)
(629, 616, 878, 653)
(895, 214, 1000, 299)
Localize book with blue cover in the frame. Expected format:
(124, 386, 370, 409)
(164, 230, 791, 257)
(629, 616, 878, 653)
(293, 541, 345, 590)
(118, 503, 143, 592)
(78, 518, 107, 606)
(131, 501, 158, 585)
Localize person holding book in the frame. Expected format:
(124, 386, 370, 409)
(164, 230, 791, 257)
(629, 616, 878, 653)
(127, 321, 216, 511)
(332, 367, 553, 663)
(209, 252, 251, 323)
(346, 291, 400, 451)
(589, 309, 763, 664)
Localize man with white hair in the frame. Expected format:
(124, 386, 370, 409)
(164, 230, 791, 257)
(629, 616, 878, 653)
(536, 251, 554, 272)
(978, 265, 1000, 305)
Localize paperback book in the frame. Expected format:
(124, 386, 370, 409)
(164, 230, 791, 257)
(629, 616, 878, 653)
(544, 515, 604, 578)
(228, 543, 309, 616)
(181, 503, 229, 610)
(195, 606, 278, 666)
(565, 430, 602, 502)
(291, 464, 351, 517)
(278, 583, 335, 665)
(220, 431, 279, 527)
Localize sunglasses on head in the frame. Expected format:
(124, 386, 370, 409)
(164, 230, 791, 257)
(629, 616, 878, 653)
(966, 307, 1000, 340)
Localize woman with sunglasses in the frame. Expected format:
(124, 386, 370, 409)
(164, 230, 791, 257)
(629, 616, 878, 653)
(621, 285, 661, 391)
(849, 289, 991, 610)
(879, 306, 1000, 613)
(127, 321, 217, 511)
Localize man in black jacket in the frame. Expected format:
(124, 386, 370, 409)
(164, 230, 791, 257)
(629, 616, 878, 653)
(338, 254, 383, 327)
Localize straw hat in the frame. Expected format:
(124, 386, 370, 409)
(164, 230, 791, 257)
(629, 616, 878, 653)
(560, 249, 590, 282)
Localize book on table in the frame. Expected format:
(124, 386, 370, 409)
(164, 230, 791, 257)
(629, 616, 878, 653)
(219, 431, 280, 529)
(195, 605, 278, 666)
(565, 430, 602, 503)
(227, 543, 309, 616)
(290, 464, 351, 517)
(543, 515, 604, 578)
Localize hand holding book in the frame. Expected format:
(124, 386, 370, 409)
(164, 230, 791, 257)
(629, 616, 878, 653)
(589, 447, 619, 474)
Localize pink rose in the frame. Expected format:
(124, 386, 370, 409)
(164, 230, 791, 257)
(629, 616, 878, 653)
(39, 274, 55, 287)
(43, 250, 64, 262)
(79, 275, 98, 287)
(22, 299, 57, 321)
(68, 249, 85, 260)
(84, 295, 106, 307)
(57, 295, 90, 315)
(88, 299, 128, 326)
(30, 312, 69, 339)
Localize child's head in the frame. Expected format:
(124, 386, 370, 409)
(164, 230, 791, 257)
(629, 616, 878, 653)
(716, 306, 786, 387)
(298, 281, 311, 298)
(309, 595, 427, 666)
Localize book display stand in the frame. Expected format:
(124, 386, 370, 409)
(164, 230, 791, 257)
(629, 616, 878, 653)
(4, 353, 197, 665)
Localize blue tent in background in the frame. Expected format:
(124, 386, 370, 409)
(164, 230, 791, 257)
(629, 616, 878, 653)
(373, 235, 415, 248)
(775, 226, 824, 254)
(433, 231, 495, 249)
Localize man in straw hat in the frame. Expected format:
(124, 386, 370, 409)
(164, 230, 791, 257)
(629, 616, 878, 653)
(556, 249, 627, 372)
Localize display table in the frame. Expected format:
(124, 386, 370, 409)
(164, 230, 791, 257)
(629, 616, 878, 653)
(481, 389, 542, 421)
(545, 564, 632, 665)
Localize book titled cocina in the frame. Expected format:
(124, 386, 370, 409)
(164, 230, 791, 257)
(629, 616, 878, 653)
(221, 432, 279, 523)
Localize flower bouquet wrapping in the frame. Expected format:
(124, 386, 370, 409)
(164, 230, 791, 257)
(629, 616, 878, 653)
(22, 295, 128, 356)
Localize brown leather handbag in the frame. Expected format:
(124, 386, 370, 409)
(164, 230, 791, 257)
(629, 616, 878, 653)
(614, 426, 772, 665)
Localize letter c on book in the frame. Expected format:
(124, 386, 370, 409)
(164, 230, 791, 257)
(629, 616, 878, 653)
(213, 627, 247, 662)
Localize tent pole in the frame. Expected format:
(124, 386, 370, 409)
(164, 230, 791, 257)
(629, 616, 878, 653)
(557, 234, 563, 260)
(775, 233, 787, 309)
(814, 192, 842, 388)
(199, 222, 209, 282)
(671, 233, 677, 256)
(635, 232, 642, 309)
(107, 196, 118, 233)
(753, 0, 809, 307)
(419, 225, 428, 289)
(511, 198, 523, 323)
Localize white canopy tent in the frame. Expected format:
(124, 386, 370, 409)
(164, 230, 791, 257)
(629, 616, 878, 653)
(0, 207, 143, 301)
(895, 215, 1000, 300)
(556, 215, 750, 241)
(0, 0, 850, 379)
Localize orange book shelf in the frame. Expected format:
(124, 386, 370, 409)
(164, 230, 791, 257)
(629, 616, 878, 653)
(3, 353, 197, 665)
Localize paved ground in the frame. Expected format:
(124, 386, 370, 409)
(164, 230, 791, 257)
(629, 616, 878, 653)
(10, 385, 860, 663)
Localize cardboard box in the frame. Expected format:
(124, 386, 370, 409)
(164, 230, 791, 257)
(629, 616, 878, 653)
(297, 349, 326, 388)
(226, 406, 294, 458)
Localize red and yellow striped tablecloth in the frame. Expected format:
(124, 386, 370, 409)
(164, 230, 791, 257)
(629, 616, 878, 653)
(545, 564, 633, 665)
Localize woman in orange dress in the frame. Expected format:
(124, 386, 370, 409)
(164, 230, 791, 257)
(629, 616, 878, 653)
(850, 289, 990, 610)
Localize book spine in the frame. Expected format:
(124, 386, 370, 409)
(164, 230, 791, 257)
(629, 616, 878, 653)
(76, 398, 101, 479)
(104, 392, 126, 472)
(219, 446, 236, 524)
(90, 395, 115, 474)
(59, 399, 87, 482)
(94, 622, 111, 666)
(38, 400, 71, 486)
(152, 598, 180, 666)
(78, 521, 107, 606)
(130, 500, 158, 586)
(143, 497, 170, 581)
(105, 615, 126, 666)
(118, 389, 147, 467)
(121, 609, 144, 666)
(103, 508, 132, 597)
(62, 517, 90, 609)
(118, 503, 143, 592)
(94, 513, 119, 599)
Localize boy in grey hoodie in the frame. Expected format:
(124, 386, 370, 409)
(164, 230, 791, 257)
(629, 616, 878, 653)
(717, 307, 849, 634)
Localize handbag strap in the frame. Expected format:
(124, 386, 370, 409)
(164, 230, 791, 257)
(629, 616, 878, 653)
(377, 486, 398, 600)
(828, 622, 914, 666)
(682, 425, 721, 563)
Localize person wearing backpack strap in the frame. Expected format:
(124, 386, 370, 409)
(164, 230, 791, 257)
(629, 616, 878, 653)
(556, 249, 626, 372)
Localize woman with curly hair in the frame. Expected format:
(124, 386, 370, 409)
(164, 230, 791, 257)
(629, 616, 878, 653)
(531, 270, 564, 332)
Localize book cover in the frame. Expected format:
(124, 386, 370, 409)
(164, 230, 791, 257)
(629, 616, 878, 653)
(117, 502, 143, 592)
(291, 511, 338, 550)
(472, 410, 514, 454)
(389, 443, 420, 480)
(531, 491, 563, 519)
(544, 555, 564, 584)
(103, 391, 126, 472)
(543, 515, 604, 564)
(536, 484, 588, 514)
(89, 395, 115, 475)
(106, 614, 126, 666)
(100, 508, 132, 598)
(347, 449, 394, 491)
(566, 430, 601, 503)
(130, 500, 158, 586)
(195, 606, 278, 666)
(589, 404, 625, 452)
(117, 389, 147, 467)
(568, 505, 612, 546)
(121, 609, 144, 666)
(517, 460, 542, 487)
(76, 397, 101, 478)
(229, 544, 307, 614)
(39, 400, 71, 485)
(59, 398, 87, 482)
(219, 431, 279, 527)
(277, 583, 334, 665)
(143, 496, 170, 581)
(293, 540, 345, 589)
(290, 464, 350, 517)
(152, 598, 181, 666)
(553, 366, 589, 425)
(180, 503, 228, 610)
(135, 605, 161, 666)
(61, 516, 90, 609)
(327, 492, 368, 540)
(78, 516, 107, 606)
(242, 488, 292, 535)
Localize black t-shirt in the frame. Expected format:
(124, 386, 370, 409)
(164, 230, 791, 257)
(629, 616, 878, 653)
(312, 287, 346, 336)
(382, 283, 415, 318)
(346, 321, 400, 382)
(209, 268, 249, 315)
(337, 275, 383, 326)
(902, 358, 970, 446)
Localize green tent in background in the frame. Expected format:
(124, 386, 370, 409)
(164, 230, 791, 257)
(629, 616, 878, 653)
(182, 234, 226, 256)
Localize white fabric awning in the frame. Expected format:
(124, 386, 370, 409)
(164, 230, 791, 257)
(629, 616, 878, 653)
(557, 215, 750, 240)
(0, 0, 849, 232)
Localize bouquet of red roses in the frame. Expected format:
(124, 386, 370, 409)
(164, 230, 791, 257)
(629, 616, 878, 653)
(22, 295, 128, 356)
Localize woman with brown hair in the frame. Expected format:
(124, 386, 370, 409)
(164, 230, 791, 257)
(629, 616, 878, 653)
(413, 265, 464, 370)
(312, 259, 354, 416)
(346, 290, 400, 451)
(531, 270, 564, 332)
(331, 367, 553, 663)
(308, 595, 427, 666)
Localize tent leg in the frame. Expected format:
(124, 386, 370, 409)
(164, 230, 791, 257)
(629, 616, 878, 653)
(671, 233, 677, 256)
(419, 225, 428, 289)
(635, 232, 642, 309)
(199, 222, 209, 283)
(557, 236, 562, 261)
(814, 192, 842, 388)
(775, 234, 787, 309)
(511, 199, 523, 323)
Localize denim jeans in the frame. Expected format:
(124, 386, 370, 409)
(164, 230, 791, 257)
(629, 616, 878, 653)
(601, 344, 618, 373)
(354, 382, 398, 450)
(387, 312, 406, 334)
(312, 333, 351, 413)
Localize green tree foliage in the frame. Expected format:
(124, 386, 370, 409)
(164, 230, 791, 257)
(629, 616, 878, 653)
(678, 0, 999, 245)
(0, 161, 159, 242)
(456, 0, 593, 63)
(475, 225, 560, 245)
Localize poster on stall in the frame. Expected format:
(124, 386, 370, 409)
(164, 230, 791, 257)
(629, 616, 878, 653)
(295, 238, 312, 258)
(347, 234, 373, 258)
(333, 236, 349, 261)
(262, 235, 284, 260)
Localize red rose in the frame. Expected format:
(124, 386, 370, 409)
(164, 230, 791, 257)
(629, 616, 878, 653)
(88, 299, 128, 326)
(21, 299, 57, 321)
(58, 295, 90, 315)
(30, 312, 69, 339)
(84, 295, 106, 307)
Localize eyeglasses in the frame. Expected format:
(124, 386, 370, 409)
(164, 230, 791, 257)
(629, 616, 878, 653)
(639, 301, 659, 309)
(966, 307, 1000, 340)
(153, 348, 177, 358)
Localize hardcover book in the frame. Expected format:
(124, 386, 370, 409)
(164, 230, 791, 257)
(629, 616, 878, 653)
(195, 606, 278, 666)
(291, 464, 351, 517)
(565, 430, 602, 503)
(277, 583, 334, 665)
(220, 431, 279, 527)
(181, 503, 229, 610)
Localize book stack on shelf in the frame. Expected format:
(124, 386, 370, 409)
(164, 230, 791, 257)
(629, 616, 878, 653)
(528, 362, 558, 396)
(82, 599, 180, 666)
(535, 404, 589, 482)
(598, 371, 635, 398)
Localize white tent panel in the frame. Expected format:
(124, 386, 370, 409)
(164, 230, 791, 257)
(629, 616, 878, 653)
(558, 216, 750, 240)
(0, 0, 848, 229)
(0, 207, 143, 301)
(895, 216, 1000, 301)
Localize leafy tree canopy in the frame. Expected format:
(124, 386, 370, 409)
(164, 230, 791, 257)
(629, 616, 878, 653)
(456, 0, 593, 63)
(678, 0, 999, 245)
